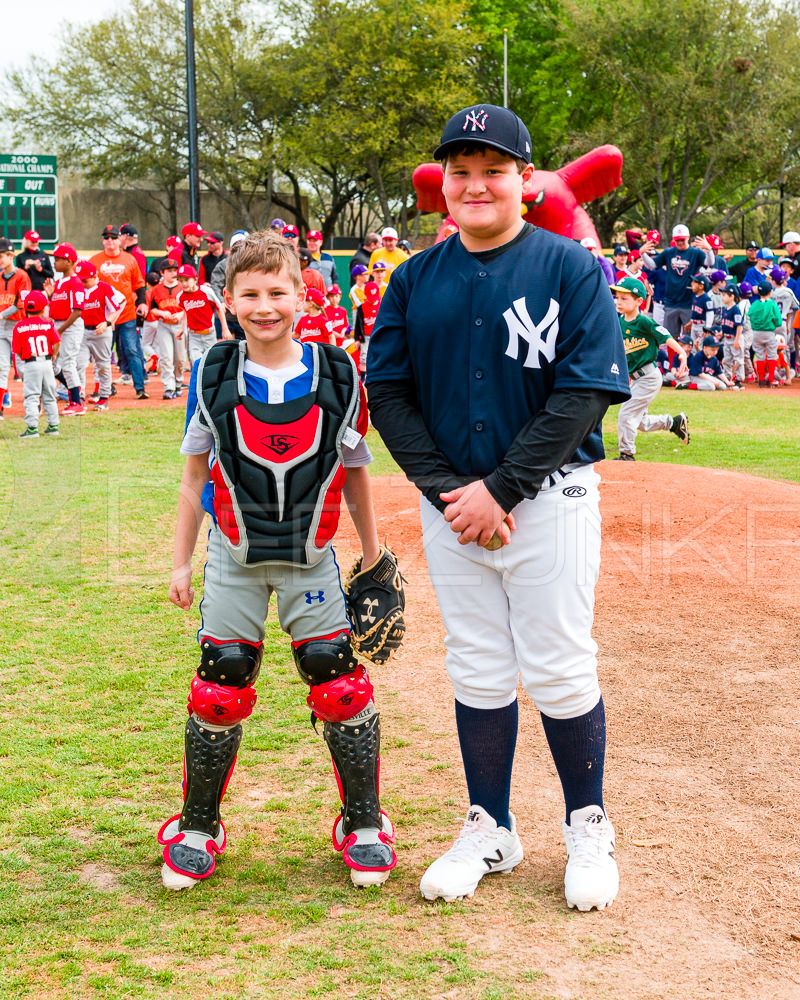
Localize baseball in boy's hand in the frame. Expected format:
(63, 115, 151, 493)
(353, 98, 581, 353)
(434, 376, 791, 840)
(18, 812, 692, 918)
(485, 532, 503, 550)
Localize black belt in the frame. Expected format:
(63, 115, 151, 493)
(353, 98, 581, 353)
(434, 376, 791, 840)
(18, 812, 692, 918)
(630, 363, 655, 381)
(24, 355, 51, 362)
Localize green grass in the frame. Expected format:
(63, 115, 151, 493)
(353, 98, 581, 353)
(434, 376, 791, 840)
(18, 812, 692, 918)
(602, 388, 800, 481)
(1, 392, 798, 999)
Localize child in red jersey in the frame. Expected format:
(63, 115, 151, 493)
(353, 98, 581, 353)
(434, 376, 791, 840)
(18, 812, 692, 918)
(295, 287, 336, 344)
(11, 290, 61, 437)
(150, 258, 186, 399)
(75, 260, 125, 410)
(353, 282, 381, 379)
(0, 237, 32, 419)
(142, 271, 161, 374)
(50, 243, 87, 414)
(176, 265, 229, 365)
(325, 284, 351, 346)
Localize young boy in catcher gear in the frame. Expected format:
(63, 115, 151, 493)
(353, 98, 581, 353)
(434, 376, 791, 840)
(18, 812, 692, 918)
(160, 231, 398, 890)
(612, 276, 690, 460)
(367, 104, 631, 911)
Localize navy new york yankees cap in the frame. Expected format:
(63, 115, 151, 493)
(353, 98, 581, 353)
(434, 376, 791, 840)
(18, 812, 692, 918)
(434, 104, 532, 163)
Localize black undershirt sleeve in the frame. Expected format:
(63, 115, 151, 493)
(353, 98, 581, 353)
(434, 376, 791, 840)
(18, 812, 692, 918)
(135, 287, 146, 307)
(367, 380, 472, 513)
(368, 381, 616, 515)
(482, 388, 616, 512)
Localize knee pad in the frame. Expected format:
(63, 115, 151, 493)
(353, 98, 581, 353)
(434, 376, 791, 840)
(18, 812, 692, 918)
(307, 663, 374, 723)
(292, 630, 358, 685)
(198, 636, 262, 687)
(188, 676, 257, 725)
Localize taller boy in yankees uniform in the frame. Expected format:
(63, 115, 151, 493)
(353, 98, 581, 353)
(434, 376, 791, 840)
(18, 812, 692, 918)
(367, 104, 631, 910)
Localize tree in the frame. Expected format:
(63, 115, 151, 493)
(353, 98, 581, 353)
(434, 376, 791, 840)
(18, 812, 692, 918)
(270, 0, 481, 240)
(553, 0, 800, 240)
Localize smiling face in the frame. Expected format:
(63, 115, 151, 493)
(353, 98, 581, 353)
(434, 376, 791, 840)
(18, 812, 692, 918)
(442, 148, 533, 251)
(223, 266, 302, 354)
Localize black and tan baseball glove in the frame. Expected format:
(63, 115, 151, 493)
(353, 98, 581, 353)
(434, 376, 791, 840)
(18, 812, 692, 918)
(344, 545, 406, 665)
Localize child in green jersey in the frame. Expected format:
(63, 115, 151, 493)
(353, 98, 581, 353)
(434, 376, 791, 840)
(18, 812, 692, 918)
(611, 277, 690, 460)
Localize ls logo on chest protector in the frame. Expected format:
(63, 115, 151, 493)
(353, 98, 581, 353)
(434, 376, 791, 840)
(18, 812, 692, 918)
(502, 297, 559, 368)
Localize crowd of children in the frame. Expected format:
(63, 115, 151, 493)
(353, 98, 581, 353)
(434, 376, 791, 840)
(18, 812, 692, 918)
(607, 228, 800, 460)
(0, 221, 410, 438)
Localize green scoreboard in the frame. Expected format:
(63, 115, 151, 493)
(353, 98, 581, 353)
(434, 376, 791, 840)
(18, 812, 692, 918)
(0, 154, 58, 246)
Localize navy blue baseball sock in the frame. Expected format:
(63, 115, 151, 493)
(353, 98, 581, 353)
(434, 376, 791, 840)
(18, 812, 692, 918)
(455, 699, 518, 830)
(540, 697, 606, 823)
(68, 386, 81, 405)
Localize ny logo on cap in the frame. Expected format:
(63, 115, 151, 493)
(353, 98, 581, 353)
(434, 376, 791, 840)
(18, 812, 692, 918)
(463, 109, 488, 132)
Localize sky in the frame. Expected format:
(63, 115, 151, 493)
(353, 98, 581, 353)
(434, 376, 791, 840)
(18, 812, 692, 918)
(9, 0, 123, 68)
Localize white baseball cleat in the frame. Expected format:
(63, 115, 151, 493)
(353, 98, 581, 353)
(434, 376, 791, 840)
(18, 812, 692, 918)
(562, 805, 619, 911)
(420, 805, 523, 902)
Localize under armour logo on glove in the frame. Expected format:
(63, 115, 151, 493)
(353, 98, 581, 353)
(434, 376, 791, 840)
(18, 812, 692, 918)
(360, 597, 379, 624)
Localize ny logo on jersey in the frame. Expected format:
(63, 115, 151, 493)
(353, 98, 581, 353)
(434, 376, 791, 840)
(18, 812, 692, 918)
(502, 297, 559, 368)
(360, 598, 379, 624)
(262, 434, 299, 456)
(463, 108, 488, 133)
(304, 590, 325, 604)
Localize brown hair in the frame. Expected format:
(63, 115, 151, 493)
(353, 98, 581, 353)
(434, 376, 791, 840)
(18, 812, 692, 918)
(225, 230, 302, 291)
(440, 142, 528, 174)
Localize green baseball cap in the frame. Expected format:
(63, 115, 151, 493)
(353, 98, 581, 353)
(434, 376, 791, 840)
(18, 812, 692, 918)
(609, 276, 646, 299)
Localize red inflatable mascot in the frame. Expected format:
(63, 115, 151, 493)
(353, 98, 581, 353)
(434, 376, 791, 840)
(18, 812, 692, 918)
(413, 145, 623, 245)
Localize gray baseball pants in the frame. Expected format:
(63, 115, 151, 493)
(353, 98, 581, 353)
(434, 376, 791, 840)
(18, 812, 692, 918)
(617, 364, 672, 455)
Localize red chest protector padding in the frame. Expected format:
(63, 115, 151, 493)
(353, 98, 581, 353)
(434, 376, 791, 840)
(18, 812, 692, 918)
(197, 340, 360, 565)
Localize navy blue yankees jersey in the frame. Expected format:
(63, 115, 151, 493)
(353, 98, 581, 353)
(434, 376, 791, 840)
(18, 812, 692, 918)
(366, 228, 630, 477)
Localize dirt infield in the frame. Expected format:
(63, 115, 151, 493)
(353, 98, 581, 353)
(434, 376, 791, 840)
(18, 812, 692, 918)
(334, 464, 800, 999)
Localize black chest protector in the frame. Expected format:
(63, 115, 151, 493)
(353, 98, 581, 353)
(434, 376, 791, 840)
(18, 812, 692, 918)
(197, 340, 360, 566)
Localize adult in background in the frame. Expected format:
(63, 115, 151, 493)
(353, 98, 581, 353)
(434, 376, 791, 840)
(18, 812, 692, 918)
(210, 230, 248, 340)
(119, 224, 148, 283)
(780, 230, 800, 259)
(150, 236, 183, 279)
(729, 240, 759, 285)
(179, 222, 207, 268)
(15, 231, 53, 292)
(349, 233, 380, 284)
(269, 217, 286, 231)
(368, 227, 408, 281)
(640, 224, 715, 339)
(305, 229, 337, 288)
(200, 231, 226, 286)
(90, 225, 148, 399)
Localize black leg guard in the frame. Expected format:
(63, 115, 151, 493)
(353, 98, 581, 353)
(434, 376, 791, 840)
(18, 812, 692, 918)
(180, 716, 242, 836)
(324, 714, 382, 834)
(325, 713, 396, 878)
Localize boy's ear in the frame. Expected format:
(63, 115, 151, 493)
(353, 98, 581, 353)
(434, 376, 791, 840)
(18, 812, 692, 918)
(223, 287, 235, 314)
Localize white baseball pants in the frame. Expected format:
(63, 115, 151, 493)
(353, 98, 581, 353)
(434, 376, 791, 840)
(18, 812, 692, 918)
(419, 465, 602, 719)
